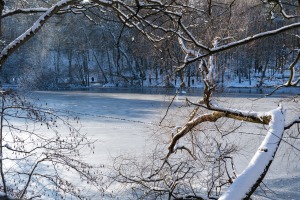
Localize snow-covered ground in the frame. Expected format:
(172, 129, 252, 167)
(27, 89, 300, 199)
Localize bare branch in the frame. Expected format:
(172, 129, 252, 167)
(285, 118, 300, 130)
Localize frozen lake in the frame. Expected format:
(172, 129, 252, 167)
(25, 89, 300, 199)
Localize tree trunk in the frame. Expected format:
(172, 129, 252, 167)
(83, 51, 89, 86)
(0, 0, 4, 37)
(93, 51, 108, 84)
(106, 50, 114, 83)
(0, 93, 7, 194)
(55, 49, 60, 85)
(67, 50, 73, 84)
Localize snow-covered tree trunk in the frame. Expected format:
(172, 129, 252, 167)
(219, 106, 285, 200)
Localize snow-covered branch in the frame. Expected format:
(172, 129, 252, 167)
(186, 22, 300, 64)
(219, 106, 285, 199)
(0, 0, 79, 67)
(178, 37, 201, 58)
(178, 20, 209, 51)
(170, 100, 289, 199)
(166, 105, 271, 160)
(167, 112, 224, 159)
(2, 8, 49, 18)
(2, 4, 95, 18)
(265, 0, 300, 19)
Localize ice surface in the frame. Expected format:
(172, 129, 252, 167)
(27, 90, 300, 199)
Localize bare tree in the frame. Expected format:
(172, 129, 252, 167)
(0, 91, 102, 199)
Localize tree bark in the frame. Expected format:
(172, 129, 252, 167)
(0, 0, 4, 37)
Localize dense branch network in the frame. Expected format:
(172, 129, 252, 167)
(0, 0, 299, 199)
(0, 91, 102, 199)
(2, 0, 300, 70)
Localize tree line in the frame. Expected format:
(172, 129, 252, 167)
(1, 0, 299, 89)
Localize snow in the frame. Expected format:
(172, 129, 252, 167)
(150, 186, 168, 191)
(178, 37, 200, 57)
(219, 106, 285, 200)
(172, 126, 182, 134)
(81, 0, 90, 3)
(173, 143, 184, 151)
(210, 101, 268, 121)
(32, 21, 41, 31)
(207, 54, 214, 83)
(103, 83, 116, 87)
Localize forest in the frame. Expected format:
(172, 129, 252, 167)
(0, 0, 299, 200)
(1, 0, 300, 90)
